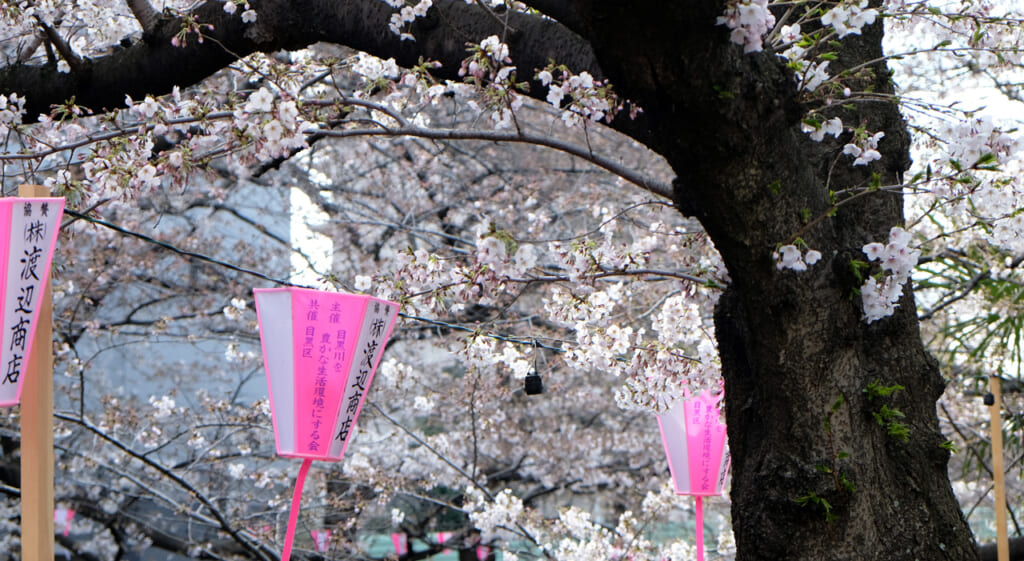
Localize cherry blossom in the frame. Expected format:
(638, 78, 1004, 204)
(773, 244, 823, 272)
(860, 227, 920, 323)
(821, 0, 879, 38)
(717, 0, 775, 53)
(2, 1, 1023, 559)
(843, 131, 885, 166)
(802, 116, 844, 142)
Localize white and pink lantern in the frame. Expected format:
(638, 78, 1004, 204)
(254, 287, 399, 560)
(437, 531, 453, 555)
(54, 507, 75, 537)
(657, 391, 730, 561)
(310, 528, 331, 552)
(0, 196, 64, 407)
(391, 533, 409, 556)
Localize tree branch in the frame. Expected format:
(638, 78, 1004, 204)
(126, 0, 161, 33)
(316, 125, 672, 198)
(0, 0, 652, 147)
(35, 14, 82, 72)
(54, 412, 274, 561)
(16, 27, 45, 63)
(517, 0, 586, 34)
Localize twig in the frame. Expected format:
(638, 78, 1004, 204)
(34, 15, 82, 72)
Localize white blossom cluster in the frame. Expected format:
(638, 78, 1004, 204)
(81, 124, 161, 196)
(821, 0, 878, 38)
(1, 0, 159, 61)
(941, 115, 1018, 169)
(911, 115, 1024, 253)
(717, 0, 776, 53)
(223, 0, 257, 23)
(458, 36, 526, 129)
(799, 61, 832, 93)
(0, 93, 25, 135)
(802, 116, 844, 142)
(773, 244, 823, 272)
(465, 488, 525, 541)
(538, 68, 617, 126)
(352, 53, 401, 84)
(843, 131, 885, 166)
(457, 336, 533, 379)
(860, 227, 920, 323)
(235, 87, 309, 160)
(551, 507, 618, 561)
(725, 0, 877, 55)
(222, 297, 248, 321)
(381, 0, 433, 40)
(148, 394, 177, 418)
(30, 82, 298, 205)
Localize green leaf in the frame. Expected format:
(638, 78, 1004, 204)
(865, 379, 904, 399)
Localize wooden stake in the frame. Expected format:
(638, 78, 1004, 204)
(989, 375, 1009, 561)
(18, 184, 55, 561)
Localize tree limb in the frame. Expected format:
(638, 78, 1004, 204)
(517, 0, 587, 35)
(34, 14, 82, 72)
(126, 0, 161, 33)
(316, 125, 672, 198)
(0, 0, 652, 145)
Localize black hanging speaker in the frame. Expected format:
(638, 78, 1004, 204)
(524, 371, 543, 395)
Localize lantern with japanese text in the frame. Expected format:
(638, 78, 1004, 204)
(657, 391, 730, 561)
(0, 196, 64, 407)
(254, 287, 399, 560)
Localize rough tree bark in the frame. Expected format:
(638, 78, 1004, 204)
(0, 1, 981, 560)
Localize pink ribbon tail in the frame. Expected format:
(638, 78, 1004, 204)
(282, 458, 313, 561)
(695, 496, 704, 561)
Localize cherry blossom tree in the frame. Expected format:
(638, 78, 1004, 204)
(2, 0, 1024, 560)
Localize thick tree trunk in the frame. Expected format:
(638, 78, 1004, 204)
(572, 1, 980, 559)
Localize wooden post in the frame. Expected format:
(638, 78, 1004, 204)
(989, 375, 1009, 561)
(18, 184, 55, 561)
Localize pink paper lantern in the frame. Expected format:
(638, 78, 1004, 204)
(254, 287, 399, 560)
(254, 287, 399, 461)
(54, 507, 75, 537)
(437, 531, 453, 555)
(657, 391, 730, 561)
(392, 533, 409, 555)
(310, 528, 331, 552)
(0, 197, 64, 407)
